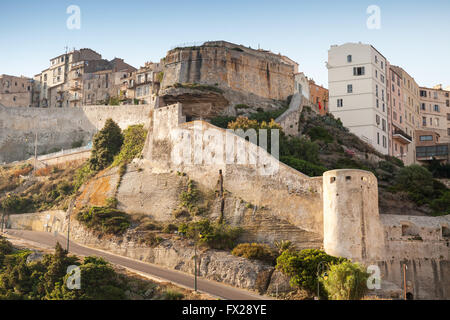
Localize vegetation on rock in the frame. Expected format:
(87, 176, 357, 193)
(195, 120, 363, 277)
(231, 243, 277, 265)
(76, 206, 131, 235)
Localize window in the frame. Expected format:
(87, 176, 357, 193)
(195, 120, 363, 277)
(353, 67, 365, 76)
(376, 85, 379, 97)
(400, 115, 402, 123)
(434, 105, 439, 112)
(422, 117, 427, 126)
(421, 103, 425, 110)
(380, 75, 385, 83)
(375, 55, 378, 63)
(347, 55, 352, 62)
(420, 135, 433, 141)
(382, 119, 386, 132)
(420, 90, 427, 97)
(393, 111, 397, 120)
(347, 84, 353, 93)
(377, 132, 380, 144)
(381, 61, 384, 69)
(376, 114, 380, 125)
(382, 135, 387, 148)
(337, 99, 343, 107)
(447, 113, 450, 121)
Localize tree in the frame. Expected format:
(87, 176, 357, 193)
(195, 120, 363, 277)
(394, 165, 435, 205)
(321, 261, 369, 300)
(89, 119, 124, 171)
(275, 249, 346, 295)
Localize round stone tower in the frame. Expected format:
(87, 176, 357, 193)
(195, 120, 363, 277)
(323, 169, 385, 262)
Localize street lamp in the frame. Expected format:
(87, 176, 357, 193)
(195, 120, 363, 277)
(194, 229, 202, 292)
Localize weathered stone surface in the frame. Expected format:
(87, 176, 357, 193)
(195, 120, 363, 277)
(266, 270, 295, 295)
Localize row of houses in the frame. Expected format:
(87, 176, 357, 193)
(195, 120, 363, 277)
(0, 48, 163, 109)
(328, 43, 450, 165)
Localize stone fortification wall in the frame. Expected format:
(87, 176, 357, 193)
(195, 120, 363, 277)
(0, 104, 152, 163)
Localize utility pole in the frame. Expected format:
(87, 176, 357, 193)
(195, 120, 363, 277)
(403, 262, 408, 300)
(34, 132, 37, 175)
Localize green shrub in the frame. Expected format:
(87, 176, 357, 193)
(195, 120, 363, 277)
(105, 197, 118, 209)
(394, 165, 435, 205)
(235, 104, 251, 110)
(280, 137, 320, 163)
(210, 116, 237, 129)
(249, 106, 288, 123)
(162, 289, 184, 300)
(112, 124, 147, 166)
(276, 249, 346, 295)
(77, 206, 131, 235)
(430, 191, 450, 216)
(0, 194, 33, 214)
(321, 261, 369, 300)
(427, 159, 450, 178)
(89, 119, 124, 171)
(71, 140, 83, 148)
(306, 126, 334, 143)
(280, 156, 327, 177)
(231, 243, 276, 264)
(178, 219, 242, 250)
(73, 162, 96, 191)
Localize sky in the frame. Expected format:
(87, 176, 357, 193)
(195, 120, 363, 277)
(0, 0, 449, 89)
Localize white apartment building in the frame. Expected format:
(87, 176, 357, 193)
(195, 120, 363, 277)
(328, 43, 389, 155)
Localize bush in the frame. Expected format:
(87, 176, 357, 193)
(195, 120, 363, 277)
(210, 116, 237, 129)
(73, 162, 96, 191)
(178, 219, 242, 250)
(231, 243, 277, 264)
(280, 137, 320, 163)
(0, 194, 33, 214)
(306, 126, 334, 144)
(276, 249, 346, 296)
(321, 261, 369, 300)
(394, 165, 435, 205)
(280, 156, 327, 177)
(430, 191, 450, 216)
(427, 159, 450, 178)
(89, 119, 124, 171)
(77, 206, 131, 235)
(162, 289, 184, 300)
(112, 124, 147, 166)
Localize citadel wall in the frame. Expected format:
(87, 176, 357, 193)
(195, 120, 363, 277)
(0, 104, 152, 163)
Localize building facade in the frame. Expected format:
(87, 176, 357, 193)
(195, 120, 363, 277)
(387, 65, 413, 163)
(309, 79, 328, 115)
(0, 74, 34, 107)
(328, 43, 389, 155)
(419, 85, 449, 143)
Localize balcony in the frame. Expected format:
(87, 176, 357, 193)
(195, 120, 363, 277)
(72, 72, 82, 80)
(70, 96, 81, 102)
(416, 144, 449, 161)
(70, 84, 82, 91)
(393, 127, 412, 144)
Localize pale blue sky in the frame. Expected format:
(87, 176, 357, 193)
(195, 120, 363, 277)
(0, 0, 449, 88)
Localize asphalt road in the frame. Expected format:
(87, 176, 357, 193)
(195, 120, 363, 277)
(3, 229, 269, 301)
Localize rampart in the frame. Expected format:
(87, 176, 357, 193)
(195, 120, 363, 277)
(0, 104, 152, 163)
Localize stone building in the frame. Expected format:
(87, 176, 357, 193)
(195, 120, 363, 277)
(309, 79, 328, 115)
(134, 61, 162, 105)
(294, 72, 310, 101)
(387, 64, 413, 163)
(0, 74, 34, 107)
(419, 85, 449, 143)
(390, 65, 421, 165)
(81, 58, 136, 106)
